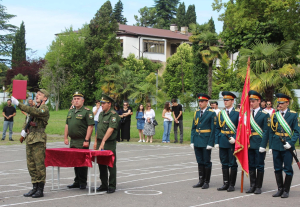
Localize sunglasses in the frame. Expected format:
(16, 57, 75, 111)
(124, 104, 128, 106)
(267, 104, 271, 105)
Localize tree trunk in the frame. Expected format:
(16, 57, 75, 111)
(264, 86, 274, 104)
(208, 63, 213, 97)
(56, 93, 59, 111)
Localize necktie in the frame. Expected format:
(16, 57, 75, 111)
(200, 111, 203, 117)
(252, 110, 255, 117)
(281, 112, 284, 117)
(227, 110, 229, 116)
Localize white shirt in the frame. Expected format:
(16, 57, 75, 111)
(264, 107, 275, 116)
(213, 108, 221, 116)
(164, 111, 173, 122)
(199, 107, 207, 116)
(144, 109, 155, 123)
(252, 107, 260, 117)
(93, 106, 102, 122)
(280, 109, 288, 117)
(225, 107, 234, 114)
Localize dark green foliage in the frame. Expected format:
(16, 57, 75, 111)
(154, 0, 179, 29)
(134, 7, 157, 27)
(112, 0, 127, 24)
(176, 2, 186, 29)
(0, 3, 17, 63)
(11, 21, 26, 67)
(186, 5, 196, 26)
(207, 17, 215, 33)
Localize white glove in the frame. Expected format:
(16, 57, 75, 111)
(21, 130, 27, 137)
(283, 142, 291, 149)
(215, 144, 219, 149)
(229, 137, 235, 144)
(11, 96, 19, 106)
(206, 145, 213, 150)
(259, 147, 266, 153)
(190, 143, 194, 149)
(269, 149, 272, 154)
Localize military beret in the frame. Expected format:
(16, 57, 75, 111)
(248, 90, 262, 100)
(39, 89, 50, 98)
(222, 91, 236, 100)
(276, 93, 291, 103)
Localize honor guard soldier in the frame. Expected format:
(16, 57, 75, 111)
(11, 89, 50, 198)
(270, 93, 300, 198)
(64, 91, 95, 190)
(246, 90, 270, 194)
(191, 93, 216, 189)
(94, 94, 120, 194)
(215, 91, 239, 192)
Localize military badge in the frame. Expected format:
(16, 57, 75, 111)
(41, 109, 45, 113)
(112, 117, 116, 123)
(89, 114, 93, 119)
(267, 117, 271, 127)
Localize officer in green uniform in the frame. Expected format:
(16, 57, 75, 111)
(270, 93, 300, 198)
(94, 94, 120, 194)
(246, 90, 270, 194)
(11, 89, 50, 198)
(64, 91, 94, 190)
(190, 93, 216, 189)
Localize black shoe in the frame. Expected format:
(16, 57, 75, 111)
(24, 183, 38, 197)
(217, 169, 229, 191)
(9, 139, 14, 141)
(246, 171, 256, 193)
(202, 167, 211, 189)
(281, 175, 292, 198)
(254, 171, 264, 194)
(107, 188, 115, 194)
(193, 164, 205, 188)
(174, 141, 178, 143)
(67, 183, 80, 188)
(80, 184, 86, 190)
(180, 141, 183, 144)
(96, 186, 108, 192)
(227, 169, 237, 192)
(32, 182, 44, 198)
(1, 139, 4, 141)
(272, 172, 284, 197)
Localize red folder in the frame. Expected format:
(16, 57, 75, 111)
(12, 80, 27, 100)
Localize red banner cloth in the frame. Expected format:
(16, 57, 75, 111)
(234, 57, 251, 176)
(45, 148, 115, 168)
(12, 80, 27, 100)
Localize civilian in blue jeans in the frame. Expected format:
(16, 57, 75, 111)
(93, 100, 102, 134)
(162, 102, 173, 143)
(2, 99, 16, 141)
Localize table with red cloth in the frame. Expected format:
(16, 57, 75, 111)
(45, 148, 115, 195)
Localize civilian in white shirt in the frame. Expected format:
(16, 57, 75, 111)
(93, 100, 102, 134)
(263, 100, 275, 116)
(210, 101, 221, 116)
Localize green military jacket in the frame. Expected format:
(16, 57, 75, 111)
(18, 103, 50, 145)
(97, 107, 120, 141)
(66, 105, 94, 140)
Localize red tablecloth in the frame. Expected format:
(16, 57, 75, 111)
(45, 148, 115, 168)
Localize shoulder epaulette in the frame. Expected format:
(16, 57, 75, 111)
(290, 110, 296, 113)
(111, 110, 116, 114)
(208, 109, 214, 112)
(262, 110, 268, 114)
(84, 107, 90, 111)
(196, 109, 200, 111)
(235, 109, 240, 112)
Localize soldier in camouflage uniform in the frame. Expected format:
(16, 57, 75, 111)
(94, 94, 120, 194)
(11, 89, 50, 198)
(64, 91, 94, 190)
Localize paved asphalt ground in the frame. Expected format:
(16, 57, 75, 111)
(0, 142, 300, 207)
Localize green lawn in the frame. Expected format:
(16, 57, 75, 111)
(1, 107, 194, 143)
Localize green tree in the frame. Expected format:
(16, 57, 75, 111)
(154, 0, 179, 29)
(163, 43, 193, 98)
(84, 0, 122, 104)
(0, 3, 17, 63)
(186, 5, 196, 26)
(112, 0, 127, 24)
(0, 63, 8, 86)
(207, 17, 215, 33)
(11, 21, 26, 67)
(176, 2, 186, 29)
(134, 7, 157, 27)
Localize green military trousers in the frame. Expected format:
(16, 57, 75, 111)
(70, 139, 90, 185)
(26, 142, 46, 184)
(97, 140, 117, 189)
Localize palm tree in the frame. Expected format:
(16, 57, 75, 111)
(129, 83, 156, 104)
(237, 40, 297, 101)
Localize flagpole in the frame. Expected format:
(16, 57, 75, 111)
(241, 171, 244, 193)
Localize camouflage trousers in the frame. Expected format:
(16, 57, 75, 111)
(26, 142, 46, 184)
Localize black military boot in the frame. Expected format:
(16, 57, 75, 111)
(227, 169, 237, 192)
(23, 183, 38, 197)
(193, 164, 205, 188)
(246, 171, 256, 193)
(202, 167, 212, 189)
(32, 182, 44, 198)
(281, 175, 292, 198)
(217, 169, 230, 191)
(272, 172, 284, 197)
(254, 171, 264, 194)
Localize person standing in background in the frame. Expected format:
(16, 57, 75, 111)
(2, 99, 16, 141)
(93, 100, 102, 134)
(120, 101, 131, 142)
(260, 100, 266, 109)
(263, 100, 275, 116)
(143, 103, 156, 143)
(210, 101, 221, 116)
(171, 99, 183, 143)
(114, 103, 122, 142)
(136, 104, 145, 142)
(162, 102, 173, 143)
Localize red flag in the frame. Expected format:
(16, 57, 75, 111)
(234, 57, 251, 176)
(12, 80, 27, 100)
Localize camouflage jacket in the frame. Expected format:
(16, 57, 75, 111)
(18, 103, 50, 145)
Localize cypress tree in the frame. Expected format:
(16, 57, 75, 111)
(208, 17, 216, 33)
(186, 5, 196, 26)
(176, 2, 186, 29)
(154, 0, 179, 29)
(11, 21, 26, 66)
(112, 0, 127, 24)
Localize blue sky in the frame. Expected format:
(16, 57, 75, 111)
(6, 0, 223, 59)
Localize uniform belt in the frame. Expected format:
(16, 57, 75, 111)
(195, 129, 211, 133)
(221, 130, 235, 135)
(30, 128, 45, 133)
(275, 132, 289, 137)
(250, 132, 259, 137)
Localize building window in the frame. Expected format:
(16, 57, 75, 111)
(143, 40, 164, 54)
(120, 39, 123, 48)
